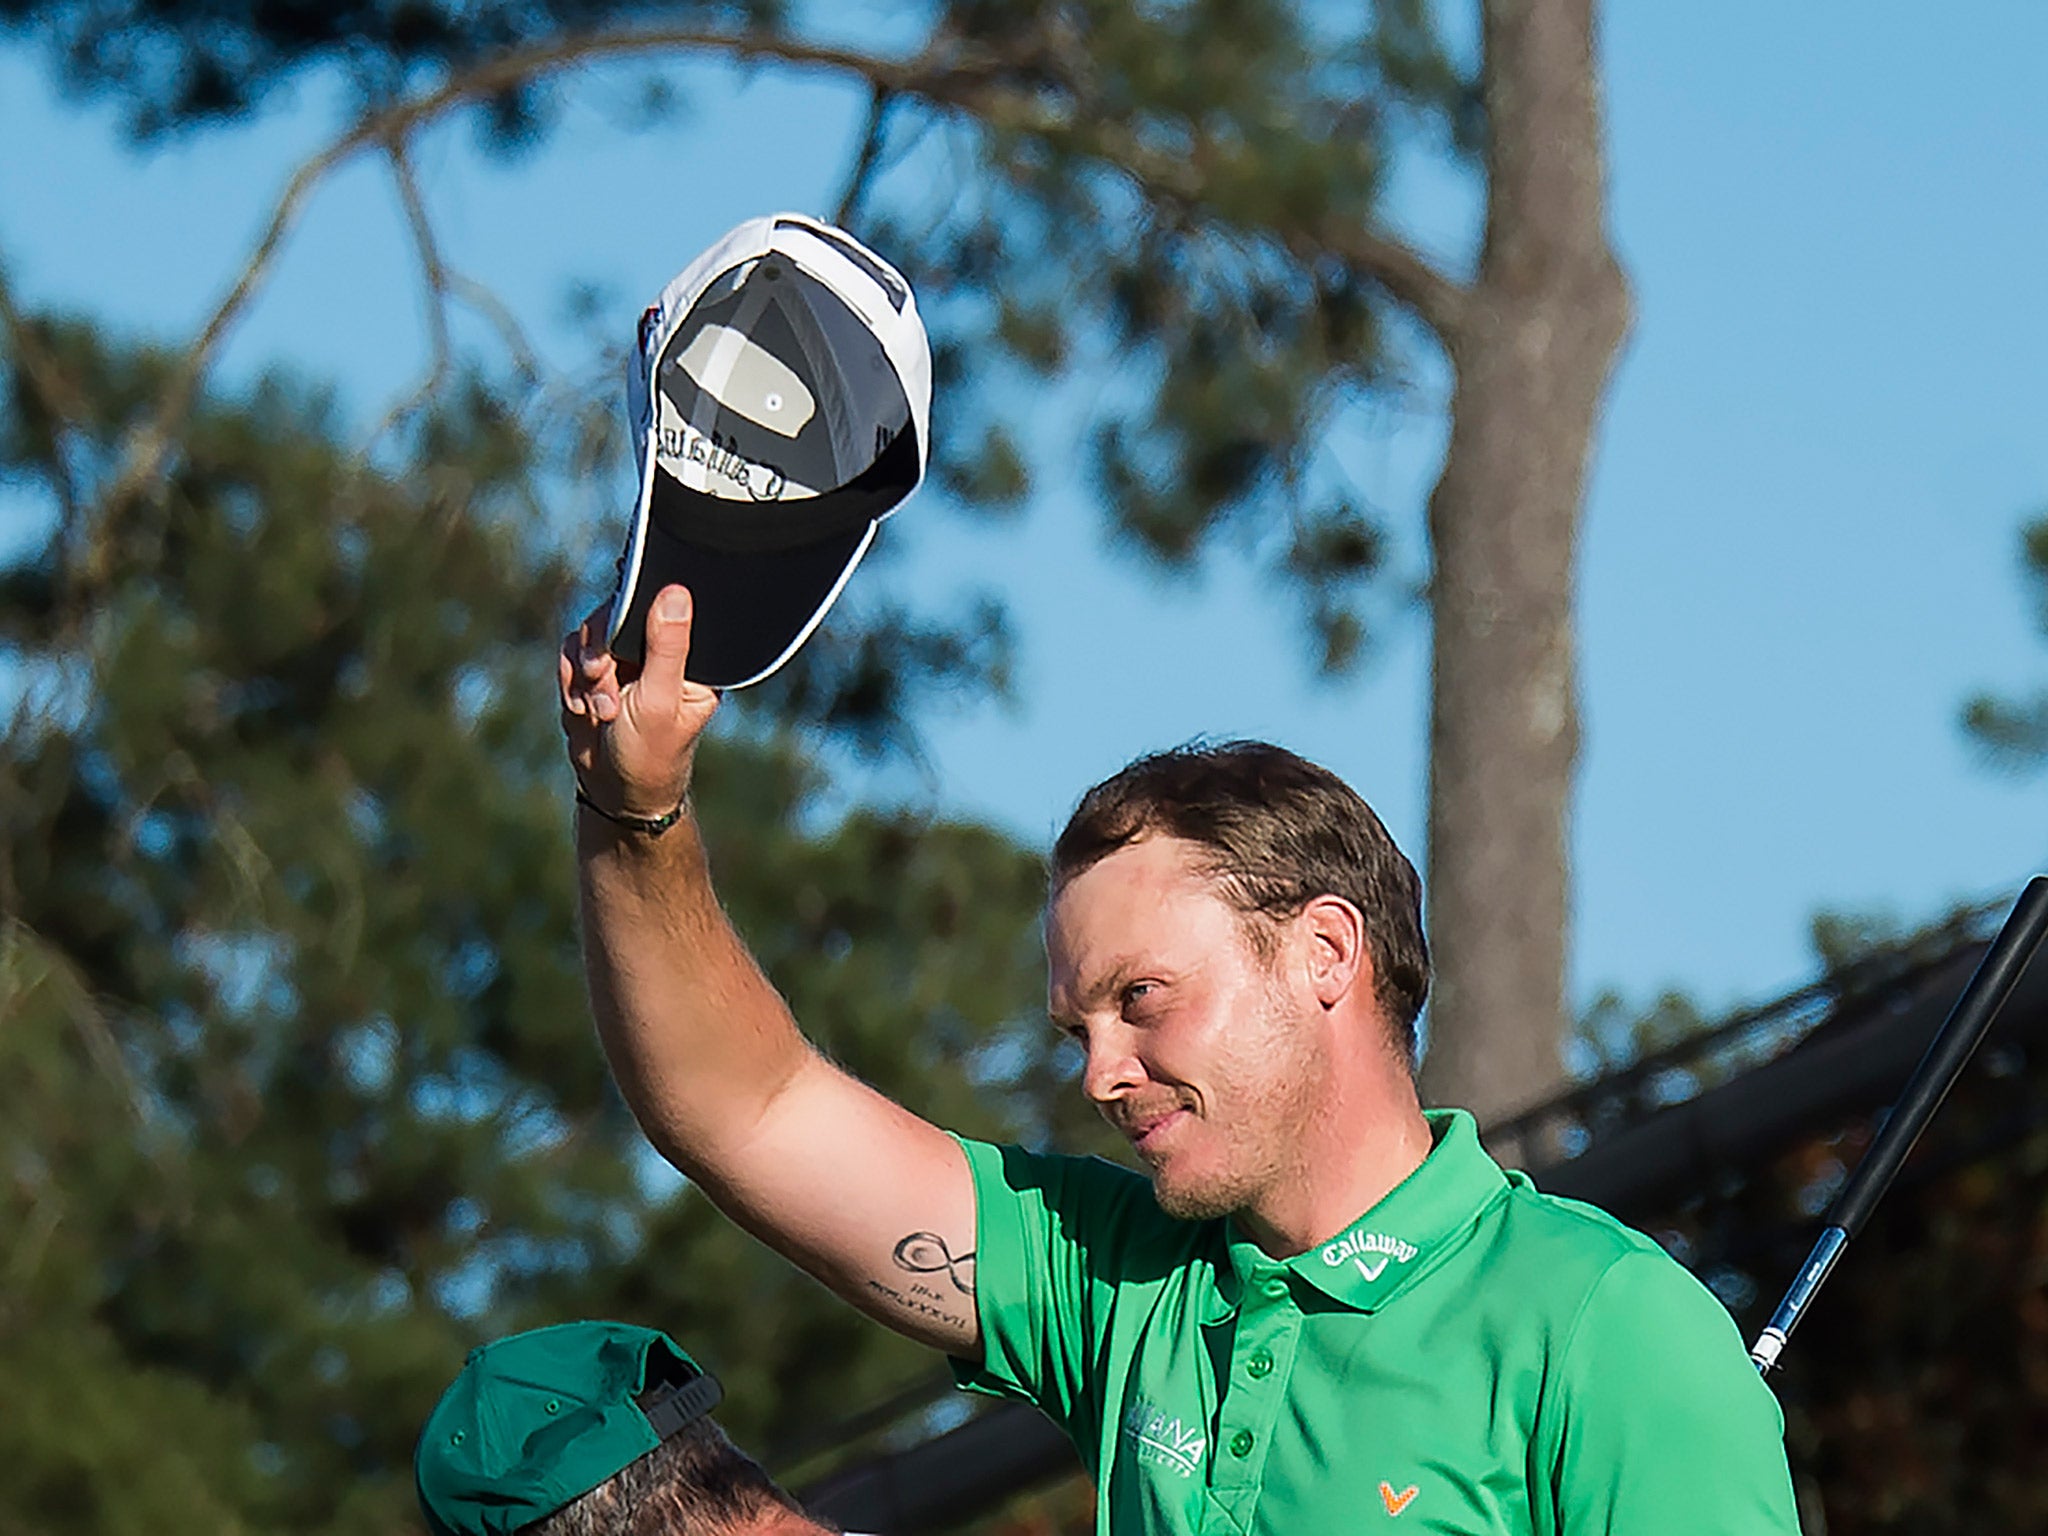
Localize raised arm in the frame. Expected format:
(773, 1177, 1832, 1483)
(561, 585, 980, 1358)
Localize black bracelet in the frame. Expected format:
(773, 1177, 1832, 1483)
(575, 783, 687, 837)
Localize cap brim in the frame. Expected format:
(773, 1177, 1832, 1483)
(609, 514, 875, 689)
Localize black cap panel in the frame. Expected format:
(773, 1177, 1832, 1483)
(608, 519, 872, 686)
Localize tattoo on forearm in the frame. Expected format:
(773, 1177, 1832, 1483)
(866, 1231, 976, 1331)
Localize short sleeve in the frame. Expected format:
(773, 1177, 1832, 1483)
(1543, 1250, 1801, 1535)
(947, 1136, 1170, 1463)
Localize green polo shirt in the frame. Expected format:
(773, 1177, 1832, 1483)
(951, 1110, 1798, 1535)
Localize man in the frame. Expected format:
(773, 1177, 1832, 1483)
(558, 585, 1802, 1534)
(415, 1319, 837, 1536)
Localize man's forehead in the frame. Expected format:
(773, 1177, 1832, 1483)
(1045, 838, 1235, 989)
(1049, 832, 1218, 912)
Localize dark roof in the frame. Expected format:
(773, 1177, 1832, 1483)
(1526, 916, 2047, 1215)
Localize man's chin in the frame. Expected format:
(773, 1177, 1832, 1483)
(1148, 1164, 1244, 1222)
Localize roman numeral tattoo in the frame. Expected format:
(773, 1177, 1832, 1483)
(864, 1231, 977, 1330)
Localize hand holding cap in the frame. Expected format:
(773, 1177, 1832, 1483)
(559, 584, 719, 827)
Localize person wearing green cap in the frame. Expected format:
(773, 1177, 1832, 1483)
(559, 591, 1800, 1534)
(416, 1320, 837, 1536)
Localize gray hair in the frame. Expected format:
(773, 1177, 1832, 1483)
(521, 1417, 829, 1536)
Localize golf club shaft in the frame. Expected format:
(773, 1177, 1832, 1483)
(1750, 875, 2048, 1374)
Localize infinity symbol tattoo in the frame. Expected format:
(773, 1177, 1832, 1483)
(894, 1232, 976, 1295)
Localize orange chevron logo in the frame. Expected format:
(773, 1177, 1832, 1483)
(1379, 1481, 1419, 1517)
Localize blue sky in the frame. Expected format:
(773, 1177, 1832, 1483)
(3, 4, 2045, 1024)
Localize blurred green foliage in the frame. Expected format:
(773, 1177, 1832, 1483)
(877, 0, 1469, 676)
(0, 317, 1114, 1535)
(0, 0, 786, 139)
(0, 2, 1480, 1524)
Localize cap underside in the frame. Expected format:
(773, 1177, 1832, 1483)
(654, 258, 910, 517)
(610, 516, 873, 689)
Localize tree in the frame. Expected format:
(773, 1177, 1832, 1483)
(3, 0, 1630, 1120)
(0, 317, 1088, 1535)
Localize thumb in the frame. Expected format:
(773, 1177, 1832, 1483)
(634, 584, 695, 716)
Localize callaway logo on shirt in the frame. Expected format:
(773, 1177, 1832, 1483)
(1319, 1229, 1418, 1282)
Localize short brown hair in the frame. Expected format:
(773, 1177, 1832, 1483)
(1052, 741, 1429, 1058)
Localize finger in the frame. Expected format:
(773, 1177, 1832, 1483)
(575, 600, 624, 674)
(560, 672, 603, 770)
(560, 699, 590, 758)
(577, 643, 614, 692)
(632, 584, 694, 720)
(576, 623, 611, 682)
(583, 646, 622, 720)
(564, 668, 621, 724)
(559, 640, 580, 713)
(563, 640, 618, 717)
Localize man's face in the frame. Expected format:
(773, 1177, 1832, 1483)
(1045, 835, 1324, 1221)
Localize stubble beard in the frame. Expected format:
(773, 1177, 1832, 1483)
(1147, 981, 1321, 1223)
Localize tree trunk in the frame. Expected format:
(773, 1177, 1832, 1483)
(1416, 0, 1631, 1132)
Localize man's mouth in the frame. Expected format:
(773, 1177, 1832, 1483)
(1125, 1107, 1189, 1158)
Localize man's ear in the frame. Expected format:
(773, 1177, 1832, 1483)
(1299, 894, 1371, 1009)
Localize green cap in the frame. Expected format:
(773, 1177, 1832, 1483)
(415, 1321, 723, 1536)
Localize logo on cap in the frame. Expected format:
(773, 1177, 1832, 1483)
(656, 415, 789, 503)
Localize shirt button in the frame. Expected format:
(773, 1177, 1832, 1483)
(1262, 1275, 1288, 1300)
(1246, 1350, 1274, 1379)
(1229, 1430, 1255, 1458)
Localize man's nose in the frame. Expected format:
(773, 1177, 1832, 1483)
(1081, 1025, 1145, 1105)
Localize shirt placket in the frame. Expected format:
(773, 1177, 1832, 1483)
(1200, 1263, 1301, 1536)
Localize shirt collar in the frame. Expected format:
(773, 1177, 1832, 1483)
(1222, 1108, 1509, 1314)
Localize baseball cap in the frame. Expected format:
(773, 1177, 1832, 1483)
(415, 1321, 724, 1536)
(605, 212, 931, 687)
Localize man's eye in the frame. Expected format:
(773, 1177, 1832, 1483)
(1121, 982, 1158, 1012)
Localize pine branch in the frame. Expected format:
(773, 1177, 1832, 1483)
(374, 137, 458, 444)
(89, 128, 360, 543)
(834, 83, 896, 229)
(88, 21, 1471, 528)
(371, 135, 546, 447)
(0, 254, 89, 527)
(1297, 219, 1468, 339)
(0, 258, 91, 428)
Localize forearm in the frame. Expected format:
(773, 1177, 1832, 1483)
(577, 805, 815, 1178)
